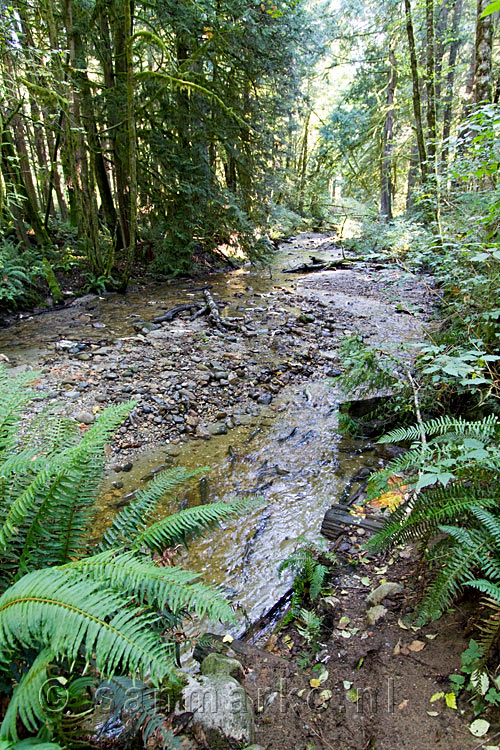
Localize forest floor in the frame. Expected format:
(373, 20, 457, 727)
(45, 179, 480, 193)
(0, 234, 490, 748)
(238, 546, 482, 750)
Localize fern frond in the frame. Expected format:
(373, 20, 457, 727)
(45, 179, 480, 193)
(416, 527, 490, 623)
(133, 496, 264, 553)
(0, 367, 39, 458)
(368, 485, 495, 550)
(0, 569, 175, 683)
(309, 563, 327, 601)
(0, 648, 54, 740)
(476, 597, 500, 655)
(64, 550, 234, 622)
(379, 415, 499, 444)
(101, 467, 206, 551)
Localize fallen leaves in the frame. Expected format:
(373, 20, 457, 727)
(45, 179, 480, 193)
(408, 639, 426, 652)
(429, 692, 456, 709)
(469, 718, 490, 737)
(369, 475, 410, 512)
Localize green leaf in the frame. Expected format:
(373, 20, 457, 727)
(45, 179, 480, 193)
(481, 1, 500, 18)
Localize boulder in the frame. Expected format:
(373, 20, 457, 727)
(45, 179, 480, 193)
(182, 674, 255, 747)
(201, 653, 244, 683)
(366, 582, 403, 607)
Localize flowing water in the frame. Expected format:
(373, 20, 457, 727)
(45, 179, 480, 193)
(0, 233, 427, 642)
(96, 380, 375, 640)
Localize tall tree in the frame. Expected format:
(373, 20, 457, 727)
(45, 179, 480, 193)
(380, 47, 397, 220)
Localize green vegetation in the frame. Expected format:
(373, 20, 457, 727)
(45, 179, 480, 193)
(0, 368, 257, 747)
(0, 0, 326, 303)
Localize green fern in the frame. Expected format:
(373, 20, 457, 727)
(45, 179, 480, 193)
(101, 466, 206, 550)
(132, 496, 263, 553)
(368, 416, 500, 644)
(378, 414, 499, 444)
(0, 568, 176, 683)
(0, 649, 54, 740)
(63, 550, 235, 622)
(0, 368, 257, 745)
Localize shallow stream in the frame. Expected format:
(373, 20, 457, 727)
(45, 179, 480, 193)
(0, 234, 426, 641)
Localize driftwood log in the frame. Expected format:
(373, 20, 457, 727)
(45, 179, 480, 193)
(283, 255, 390, 274)
(321, 505, 384, 542)
(150, 289, 240, 332)
(152, 303, 200, 323)
(203, 289, 240, 331)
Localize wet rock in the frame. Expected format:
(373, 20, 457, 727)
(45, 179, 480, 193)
(181, 674, 255, 746)
(73, 410, 95, 425)
(208, 421, 228, 436)
(200, 653, 245, 682)
(366, 582, 403, 606)
(164, 444, 181, 457)
(257, 393, 272, 405)
(122, 461, 134, 472)
(366, 605, 387, 625)
(196, 424, 212, 440)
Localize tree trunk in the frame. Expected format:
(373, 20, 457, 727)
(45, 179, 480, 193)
(406, 141, 419, 212)
(404, 0, 427, 182)
(123, 0, 137, 280)
(425, 0, 438, 173)
(297, 109, 311, 214)
(441, 0, 463, 168)
(474, 0, 493, 104)
(380, 48, 397, 220)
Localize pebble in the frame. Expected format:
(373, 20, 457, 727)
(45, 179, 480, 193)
(208, 421, 228, 436)
(73, 410, 95, 425)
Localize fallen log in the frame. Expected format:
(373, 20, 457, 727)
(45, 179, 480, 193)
(283, 255, 392, 274)
(203, 289, 240, 331)
(152, 303, 200, 323)
(321, 505, 384, 541)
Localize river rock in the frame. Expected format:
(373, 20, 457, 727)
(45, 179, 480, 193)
(164, 444, 181, 457)
(196, 424, 212, 440)
(72, 410, 95, 425)
(257, 393, 272, 405)
(366, 605, 387, 625)
(181, 674, 255, 747)
(201, 653, 245, 682)
(208, 421, 228, 436)
(366, 582, 403, 607)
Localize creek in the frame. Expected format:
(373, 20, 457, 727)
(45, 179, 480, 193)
(0, 233, 430, 641)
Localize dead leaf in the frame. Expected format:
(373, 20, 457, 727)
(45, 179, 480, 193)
(408, 640, 426, 652)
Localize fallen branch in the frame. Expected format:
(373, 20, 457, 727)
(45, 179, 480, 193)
(283, 255, 392, 273)
(152, 303, 200, 323)
(203, 289, 240, 331)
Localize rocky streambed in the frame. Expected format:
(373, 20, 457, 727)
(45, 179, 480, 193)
(0, 233, 433, 634)
(2, 236, 487, 749)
